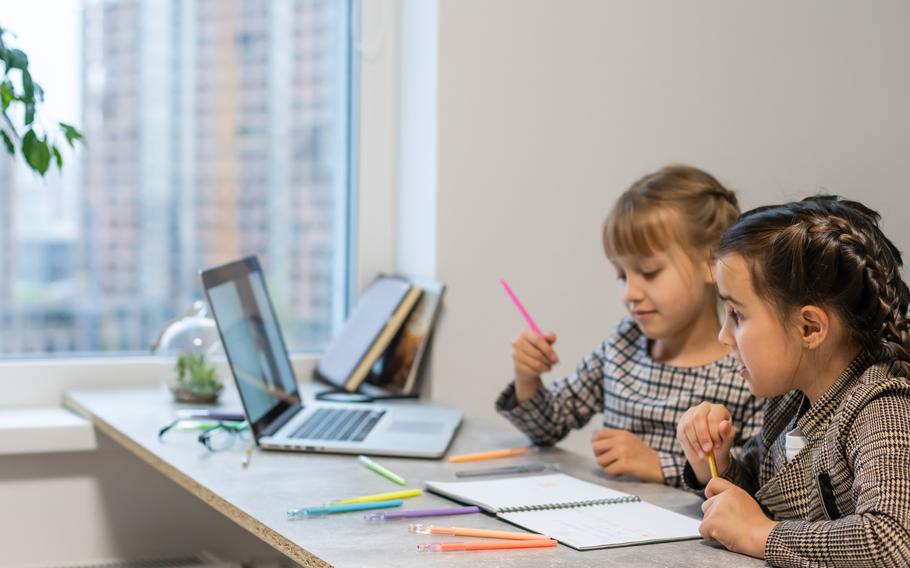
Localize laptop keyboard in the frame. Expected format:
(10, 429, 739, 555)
(290, 407, 386, 442)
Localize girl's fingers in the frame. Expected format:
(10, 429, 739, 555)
(701, 495, 716, 514)
(719, 420, 737, 453)
(692, 412, 715, 454)
(514, 341, 552, 369)
(596, 446, 619, 469)
(707, 405, 733, 446)
(524, 330, 559, 363)
(681, 422, 703, 459)
(514, 351, 549, 375)
(517, 334, 556, 365)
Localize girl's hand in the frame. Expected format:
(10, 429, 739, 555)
(676, 402, 736, 485)
(701, 478, 778, 558)
(591, 428, 663, 483)
(511, 329, 558, 400)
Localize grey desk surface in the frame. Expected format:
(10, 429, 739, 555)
(64, 385, 765, 568)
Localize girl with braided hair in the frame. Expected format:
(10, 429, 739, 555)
(677, 195, 910, 565)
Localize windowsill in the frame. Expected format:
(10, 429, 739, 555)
(0, 407, 97, 455)
(0, 354, 320, 455)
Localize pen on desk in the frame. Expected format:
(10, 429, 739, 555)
(708, 450, 719, 479)
(455, 463, 558, 478)
(288, 499, 404, 519)
(175, 409, 246, 422)
(410, 524, 550, 540)
(416, 539, 557, 552)
(358, 455, 406, 486)
(329, 488, 422, 504)
(447, 446, 539, 463)
(499, 279, 544, 337)
(241, 444, 253, 469)
(364, 506, 480, 521)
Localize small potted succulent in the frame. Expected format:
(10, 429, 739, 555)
(151, 301, 224, 403)
(173, 351, 223, 403)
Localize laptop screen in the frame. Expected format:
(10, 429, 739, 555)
(201, 257, 300, 433)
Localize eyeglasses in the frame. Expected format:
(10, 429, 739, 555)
(198, 421, 251, 451)
(158, 419, 251, 452)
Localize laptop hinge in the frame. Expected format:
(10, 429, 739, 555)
(260, 404, 301, 437)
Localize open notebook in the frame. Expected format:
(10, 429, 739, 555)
(426, 473, 701, 550)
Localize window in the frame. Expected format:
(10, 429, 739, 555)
(0, 0, 354, 355)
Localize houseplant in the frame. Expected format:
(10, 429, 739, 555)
(0, 25, 83, 176)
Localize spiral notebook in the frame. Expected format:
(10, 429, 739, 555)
(426, 473, 701, 550)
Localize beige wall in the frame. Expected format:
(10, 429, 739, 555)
(424, 0, 910, 454)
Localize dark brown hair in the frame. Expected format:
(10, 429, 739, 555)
(603, 165, 740, 260)
(718, 195, 910, 378)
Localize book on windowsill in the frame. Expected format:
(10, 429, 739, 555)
(314, 275, 423, 393)
(425, 473, 702, 551)
(363, 275, 445, 395)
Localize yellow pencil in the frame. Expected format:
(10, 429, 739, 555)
(330, 488, 422, 504)
(708, 450, 719, 479)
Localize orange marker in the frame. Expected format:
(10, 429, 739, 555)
(447, 447, 538, 463)
(417, 539, 557, 552)
(410, 524, 549, 540)
(708, 450, 719, 479)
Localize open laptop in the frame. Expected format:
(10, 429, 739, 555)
(200, 256, 462, 458)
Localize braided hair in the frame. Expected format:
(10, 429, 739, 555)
(718, 195, 910, 378)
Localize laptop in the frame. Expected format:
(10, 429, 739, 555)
(200, 256, 463, 458)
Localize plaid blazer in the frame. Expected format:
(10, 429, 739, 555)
(684, 354, 910, 567)
(497, 317, 763, 487)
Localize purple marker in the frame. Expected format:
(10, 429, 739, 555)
(363, 506, 481, 521)
(175, 409, 246, 422)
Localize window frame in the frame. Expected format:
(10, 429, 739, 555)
(0, 0, 404, 398)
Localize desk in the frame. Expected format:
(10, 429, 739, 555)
(65, 386, 763, 568)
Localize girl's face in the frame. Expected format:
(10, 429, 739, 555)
(611, 246, 715, 340)
(715, 253, 803, 398)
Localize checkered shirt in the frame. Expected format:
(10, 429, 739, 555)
(683, 354, 910, 566)
(496, 317, 763, 487)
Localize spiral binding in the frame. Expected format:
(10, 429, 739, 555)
(498, 495, 641, 514)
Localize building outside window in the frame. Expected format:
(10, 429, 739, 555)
(0, 0, 354, 355)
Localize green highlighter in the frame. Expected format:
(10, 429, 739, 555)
(358, 455, 406, 485)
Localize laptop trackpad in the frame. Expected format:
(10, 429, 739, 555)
(387, 421, 444, 435)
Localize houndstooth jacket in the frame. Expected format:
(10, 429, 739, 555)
(684, 354, 910, 567)
(496, 317, 763, 487)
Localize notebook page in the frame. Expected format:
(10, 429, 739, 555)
(500, 500, 701, 550)
(425, 473, 632, 511)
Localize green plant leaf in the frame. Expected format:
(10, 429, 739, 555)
(22, 69, 33, 101)
(52, 144, 62, 170)
(0, 81, 12, 111)
(1, 130, 13, 155)
(24, 102, 34, 126)
(59, 121, 83, 148)
(22, 129, 50, 176)
(7, 48, 28, 71)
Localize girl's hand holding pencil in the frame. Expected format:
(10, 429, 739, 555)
(676, 402, 736, 486)
(512, 328, 559, 383)
(500, 279, 560, 402)
(700, 476, 778, 558)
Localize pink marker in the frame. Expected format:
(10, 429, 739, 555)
(499, 279, 544, 337)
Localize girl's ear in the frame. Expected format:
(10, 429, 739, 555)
(798, 306, 830, 350)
